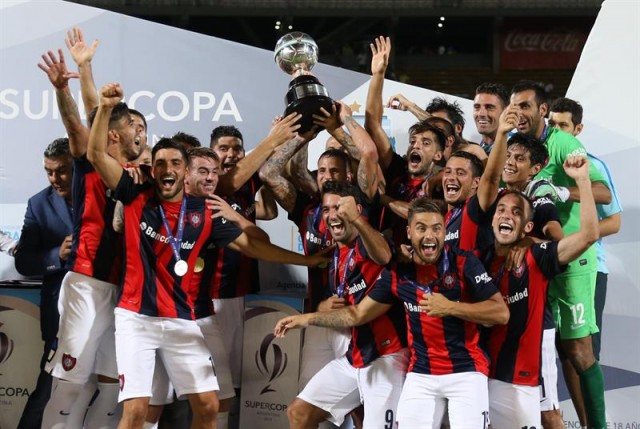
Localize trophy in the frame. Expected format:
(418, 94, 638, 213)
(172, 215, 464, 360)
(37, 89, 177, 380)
(274, 32, 334, 134)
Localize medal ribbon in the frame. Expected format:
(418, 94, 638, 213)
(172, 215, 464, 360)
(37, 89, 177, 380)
(158, 195, 187, 265)
(333, 246, 356, 298)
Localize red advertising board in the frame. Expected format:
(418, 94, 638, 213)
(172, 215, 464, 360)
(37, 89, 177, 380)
(500, 19, 591, 69)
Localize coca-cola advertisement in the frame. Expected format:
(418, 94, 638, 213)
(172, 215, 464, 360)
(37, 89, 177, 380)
(500, 18, 592, 69)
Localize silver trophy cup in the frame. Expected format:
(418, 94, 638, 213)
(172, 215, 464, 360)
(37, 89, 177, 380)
(274, 32, 334, 133)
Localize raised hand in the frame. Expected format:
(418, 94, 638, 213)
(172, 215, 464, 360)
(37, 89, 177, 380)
(99, 83, 124, 108)
(313, 104, 341, 132)
(336, 196, 361, 224)
(268, 111, 302, 145)
(563, 155, 589, 181)
(370, 36, 391, 75)
(65, 27, 99, 67)
(37, 49, 79, 90)
(386, 93, 412, 111)
(498, 106, 519, 135)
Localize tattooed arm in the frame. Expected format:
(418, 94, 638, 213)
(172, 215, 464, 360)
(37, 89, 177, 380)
(274, 296, 391, 337)
(38, 49, 88, 158)
(287, 141, 319, 197)
(258, 136, 308, 213)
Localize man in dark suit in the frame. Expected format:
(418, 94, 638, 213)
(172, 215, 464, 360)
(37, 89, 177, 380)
(15, 138, 74, 429)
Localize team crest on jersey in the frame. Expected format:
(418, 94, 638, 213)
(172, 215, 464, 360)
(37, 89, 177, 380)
(442, 272, 457, 289)
(119, 374, 125, 391)
(512, 264, 525, 278)
(62, 353, 76, 371)
(189, 212, 202, 228)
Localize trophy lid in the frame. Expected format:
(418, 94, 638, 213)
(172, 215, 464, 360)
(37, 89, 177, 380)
(274, 32, 319, 76)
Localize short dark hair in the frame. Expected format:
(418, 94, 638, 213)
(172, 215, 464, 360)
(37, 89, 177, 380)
(407, 197, 446, 223)
(425, 97, 466, 132)
(507, 133, 549, 167)
(408, 121, 446, 152)
(151, 138, 189, 164)
(475, 82, 509, 108)
(321, 180, 359, 204)
(129, 108, 147, 130)
(210, 125, 243, 148)
(497, 190, 535, 222)
(187, 147, 219, 166)
(448, 150, 485, 178)
(425, 116, 455, 139)
(87, 102, 130, 130)
(511, 80, 547, 107)
(44, 137, 70, 158)
(549, 97, 583, 125)
(173, 131, 202, 149)
(319, 148, 351, 172)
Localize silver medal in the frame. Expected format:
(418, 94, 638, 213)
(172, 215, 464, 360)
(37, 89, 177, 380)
(174, 259, 188, 277)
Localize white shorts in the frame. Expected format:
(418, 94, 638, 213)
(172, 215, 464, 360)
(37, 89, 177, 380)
(114, 308, 218, 402)
(197, 315, 235, 400)
(298, 325, 351, 391)
(149, 356, 174, 406)
(46, 271, 118, 383)
(213, 297, 244, 388)
(149, 316, 235, 404)
(298, 350, 409, 428)
(539, 327, 560, 411)
(489, 378, 541, 428)
(397, 371, 489, 429)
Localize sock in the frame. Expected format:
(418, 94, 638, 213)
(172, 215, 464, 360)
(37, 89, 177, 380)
(217, 411, 229, 429)
(67, 380, 98, 428)
(42, 379, 84, 429)
(143, 422, 159, 429)
(579, 361, 607, 429)
(84, 382, 122, 429)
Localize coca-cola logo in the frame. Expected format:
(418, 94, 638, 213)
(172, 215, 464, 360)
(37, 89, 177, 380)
(504, 29, 584, 53)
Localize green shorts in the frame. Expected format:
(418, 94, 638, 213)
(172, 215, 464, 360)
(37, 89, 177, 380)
(548, 271, 599, 340)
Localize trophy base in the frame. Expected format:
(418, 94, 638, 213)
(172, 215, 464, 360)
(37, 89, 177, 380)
(284, 75, 334, 134)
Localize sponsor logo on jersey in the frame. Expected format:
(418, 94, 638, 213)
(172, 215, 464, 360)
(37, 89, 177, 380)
(445, 230, 459, 241)
(347, 279, 368, 295)
(505, 288, 529, 304)
(475, 272, 492, 284)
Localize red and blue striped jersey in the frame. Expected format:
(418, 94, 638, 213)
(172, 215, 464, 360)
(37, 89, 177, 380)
(445, 195, 495, 257)
(331, 237, 407, 368)
(205, 173, 262, 300)
(368, 247, 499, 375)
(67, 157, 121, 284)
(114, 174, 241, 319)
(485, 241, 565, 386)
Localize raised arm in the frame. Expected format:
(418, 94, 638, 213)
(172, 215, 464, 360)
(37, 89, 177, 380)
(338, 196, 391, 265)
(226, 230, 328, 267)
(286, 137, 318, 197)
(86, 83, 125, 190)
(274, 295, 391, 337)
(557, 156, 600, 265)
(258, 136, 307, 213)
(216, 112, 301, 195)
(65, 27, 99, 117)
(255, 186, 278, 221)
(364, 36, 395, 170)
(386, 93, 430, 121)
(38, 49, 88, 158)
(477, 107, 518, 211)
(421, 291, 509, 326)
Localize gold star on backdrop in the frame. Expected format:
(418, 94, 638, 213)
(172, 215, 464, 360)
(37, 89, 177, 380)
(349, 100, 361, 113)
